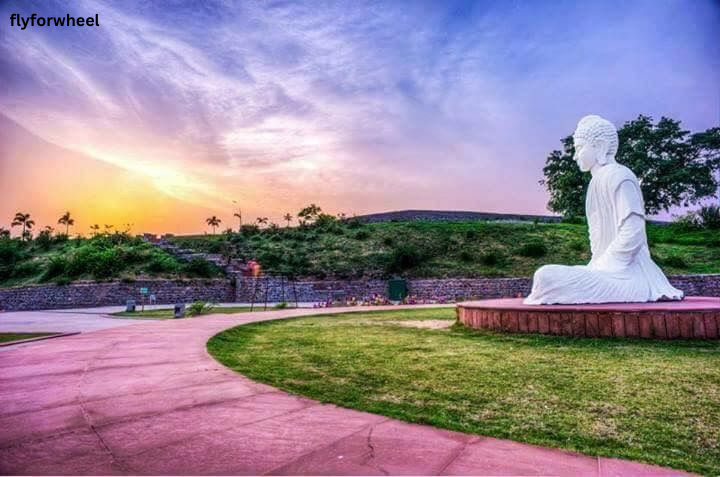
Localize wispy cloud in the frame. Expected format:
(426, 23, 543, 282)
(1, 0, 718, 227)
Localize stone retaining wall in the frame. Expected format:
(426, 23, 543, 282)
(0, 279, 234, 311)
(1, 274, 718, 311)
(237, 274, 720, 303)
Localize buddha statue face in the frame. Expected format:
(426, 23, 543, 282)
(572, 115, 619, 172)
(573, 136, 605, 172)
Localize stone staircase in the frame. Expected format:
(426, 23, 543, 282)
(148, 239, 243, 275)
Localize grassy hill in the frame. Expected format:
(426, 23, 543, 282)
(0, 233, 224, 288)
(169, 220, 720, 279)
(2, 219, 717, 289)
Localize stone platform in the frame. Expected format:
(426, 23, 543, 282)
(457, 296, 720, 339)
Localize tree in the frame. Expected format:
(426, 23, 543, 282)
(0, 228, 10, 239)
(206, 216, 221, 234)
(256, 217, 269, 227)
(233, 211, 242, 231)
(57, 211, 75, 236)
(297, 203, 322, 226)
(11, 212, 35, 241)
(541, 115, 720, 217)
(90, 224, 100, 236)
(283, 213, 293, 228)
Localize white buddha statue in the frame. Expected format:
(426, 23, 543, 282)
(525, 115, 683, 305)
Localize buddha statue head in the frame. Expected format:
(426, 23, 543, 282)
(572, 115, 619, 172)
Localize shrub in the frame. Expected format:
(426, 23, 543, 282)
(386, 244, 427, 273)
(569, 240, 585, 252)
(346, 217, 363, 229)
(459, 250, 475, 263)
(240, 224, 260, 236)
(12, 261, 42, 278)
(663, 255, 688, 268)
(480, 251, 501, 266)
(517, 241, 548, 258)
(182, 258, 218, 278)
(382, 236, 394, 247)
(465, 229, 479, 240)
(147, 254, 179, 273)
(561, 215, 586, 225)
(35, 229, 54, 250)
(41, 256, 69, 281)
(698, 205, 720, 229)
(671, 212, 701, 231)
(0, 239, 26, 281)
(274, 301, 288, 309)
(186, 300, 215, 316)
(354, 230, 370, 240)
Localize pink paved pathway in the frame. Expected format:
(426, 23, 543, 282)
(0, 306, 693, 476)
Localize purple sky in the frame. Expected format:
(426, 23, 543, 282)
(1, 0, 718, 232)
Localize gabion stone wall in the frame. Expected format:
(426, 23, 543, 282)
(1, 274, 718, 311)
(0, 279, 234, 311)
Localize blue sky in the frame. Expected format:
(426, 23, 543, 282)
(1, 0, 718, 232)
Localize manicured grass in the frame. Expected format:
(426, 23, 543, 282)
(0, 332, 56, 343)
(113, 305, 288, 319)
(208, 308, 720, 474)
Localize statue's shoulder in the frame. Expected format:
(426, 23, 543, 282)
(605, 163, 640, 187)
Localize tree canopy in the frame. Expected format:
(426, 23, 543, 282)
(541, 115, 720, 217)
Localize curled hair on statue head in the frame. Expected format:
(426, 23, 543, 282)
(574, 115, 619, 164)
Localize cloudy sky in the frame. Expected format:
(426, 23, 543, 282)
(1, 0, 718, 234)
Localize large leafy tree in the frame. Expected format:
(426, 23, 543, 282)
(541, 115, 720, 217)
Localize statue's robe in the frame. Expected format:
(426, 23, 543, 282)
(525, 163, 683, 305)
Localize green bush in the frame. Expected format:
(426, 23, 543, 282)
(274, 301, 288, 309)
(698, 205, 720, 229)
(186, 300, 215, 316)
(41, 256, 68, 281)
(671, 212, 702, 232)
(386, 244, 427, 273)
(34, 229, 54, 250)
(354, 230, 370, 240)
(663, 255, 688, 268)
(147, 254, 179, 273)
(182, 258, 218, 278)
(480, 251, 501, 266)
(11, 261, 42, 278)
(569, 240, 585, 252)
(517, 241, 548, 258)
(0, 239, 26, 281)
(459, 250, 475, 263)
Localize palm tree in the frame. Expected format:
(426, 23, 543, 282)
(283, 213, 293, 228)
(0, 227, 10, 239)
(233, 211, 242, 231)
(256, 217, 269, 227)
(57, 211, 75, 236)
(90, 224, 100, 236)
(11, 212, 35, 241)
(206, 216, 221, 234)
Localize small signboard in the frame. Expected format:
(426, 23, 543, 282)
(140, 287, 149, 295)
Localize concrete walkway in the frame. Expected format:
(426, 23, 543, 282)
(0, 307, 692, 476)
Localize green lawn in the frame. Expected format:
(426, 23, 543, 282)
(113, 305, 288, 319)
(0, 332, 57, 343)
(208, 308, 720, 474)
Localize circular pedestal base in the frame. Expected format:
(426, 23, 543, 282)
(457, 296, 720, 339)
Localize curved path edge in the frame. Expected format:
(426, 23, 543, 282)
(0, 306, 693, 476)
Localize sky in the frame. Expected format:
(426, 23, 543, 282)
(1, 0, 718, 235)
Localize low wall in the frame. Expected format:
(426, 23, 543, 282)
(0, 279, 234, 311)
(236, 274, 720, 303)
(1, 274, 718, 311)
